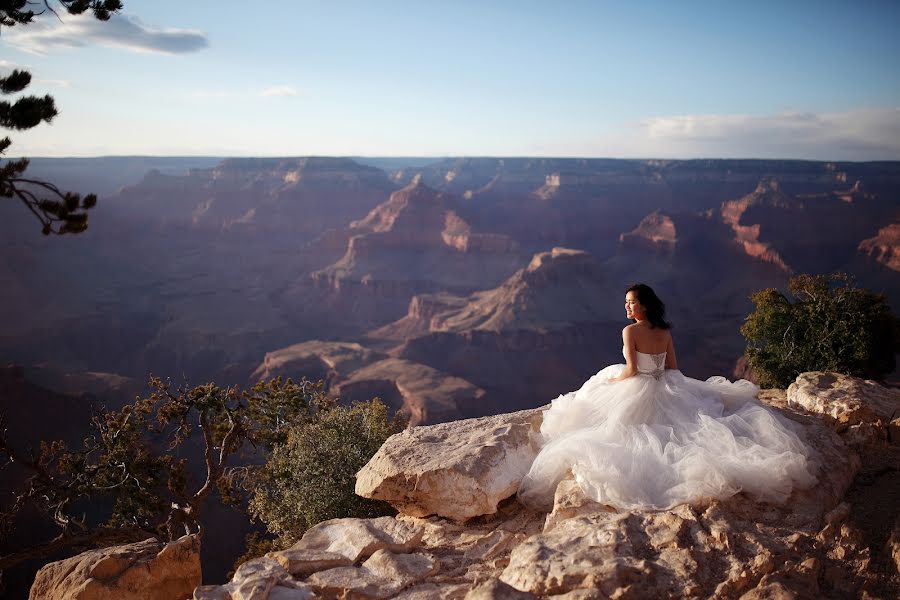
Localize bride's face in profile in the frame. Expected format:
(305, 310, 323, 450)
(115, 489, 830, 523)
(625, 291, 645, 321)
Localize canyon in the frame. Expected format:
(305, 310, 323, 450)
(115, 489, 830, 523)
(1, 156, 898, 590)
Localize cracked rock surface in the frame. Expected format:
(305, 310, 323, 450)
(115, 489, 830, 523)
(194, 373, 899, 599)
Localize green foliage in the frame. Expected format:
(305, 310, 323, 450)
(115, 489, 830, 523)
(248, 397, 405, 547)
(0, 1, 122, 234)
(742, 273, 900, 388)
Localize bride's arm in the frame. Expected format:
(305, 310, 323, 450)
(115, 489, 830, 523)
(608, 326, 638, 382)
(665, 333, 678, 370)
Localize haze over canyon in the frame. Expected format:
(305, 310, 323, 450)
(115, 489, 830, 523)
(2, 156, 898, 426)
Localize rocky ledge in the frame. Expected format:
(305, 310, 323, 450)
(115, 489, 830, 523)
(44, 372, 897, 599)
(191, 371, 900, 599)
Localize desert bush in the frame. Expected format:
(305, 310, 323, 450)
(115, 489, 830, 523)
(741, 272, 900, 388)
(248, 397, 405, 547)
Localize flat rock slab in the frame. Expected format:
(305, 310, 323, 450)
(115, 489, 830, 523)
(356, 407, 544, 520)
(293, 516, 424, 562)
(267, 548, 352, 578)
(788, 372, 900, 430)
(194, 557, 315, 600)
(307, 549, 440, 599)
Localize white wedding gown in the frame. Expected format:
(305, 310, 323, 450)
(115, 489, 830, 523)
(517, 349, 818, 511)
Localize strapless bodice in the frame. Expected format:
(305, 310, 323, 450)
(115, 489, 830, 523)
(623, 347, 666, 378)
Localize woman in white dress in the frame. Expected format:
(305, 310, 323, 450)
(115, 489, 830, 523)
(517, 284, 818, 511)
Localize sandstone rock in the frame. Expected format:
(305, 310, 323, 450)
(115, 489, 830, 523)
(888, 517, 900, 575)
(787, 372, 900, 437)
(306, 550, 439, 599)
(464, 578, 536, 599)
(30, 535, 200, 600)
(292, 516, 424, 562)
(356, 408, 544, 520)
(197, 372, 898, 598)
(500, 513, 664, 597)
(193, 557, 315, 600)
(393, 582, 470, 599)
(266, 548, 351, 578)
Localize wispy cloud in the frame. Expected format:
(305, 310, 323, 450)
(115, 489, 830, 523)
(5, 13, 208, 55)
(580, 107, 900, 161)
(189, 86, 303, 101)
(260, 85, 300, 98)
(36, 79, 72, 88)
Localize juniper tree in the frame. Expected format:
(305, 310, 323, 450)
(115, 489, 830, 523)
(0, 1, 123, 234)
(0, 377, 318, 576)
(742, 273, 900, 388)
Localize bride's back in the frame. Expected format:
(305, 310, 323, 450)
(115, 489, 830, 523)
(628, 322, 671, 355)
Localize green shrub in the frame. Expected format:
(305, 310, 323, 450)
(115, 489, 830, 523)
(248, 397, 405, 546)
(741, 273, 900, 388)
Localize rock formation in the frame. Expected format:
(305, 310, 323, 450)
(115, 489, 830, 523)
(112, 157, 396, 235)
(250, 341, 486, 425)
(30, 535, 200, 600)
(618, 210, 678, 254)
(371, 248, 623, 412)
(718, 177, 795, 272)
(197, 372, 900, 598)
(306, 179, 523, 327)
(859, 223, 900, 272)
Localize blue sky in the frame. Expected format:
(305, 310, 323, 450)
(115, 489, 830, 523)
(2, 0, 900, 159)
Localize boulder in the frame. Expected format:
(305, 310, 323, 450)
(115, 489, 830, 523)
(290, 516, 424, 563)
(356, 408, 543, 520)
(787, 372, 900, 442)
(29, 535, 200, 600)
(193, 557, 315, 600)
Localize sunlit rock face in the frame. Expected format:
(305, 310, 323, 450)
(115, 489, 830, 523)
(367, 247, 622, 412)
(197, 373, 899, 599)
(111, 157, 398, 235)
(304, 179, 524, 327)
(249, 340, 486, 426)
(859, 223, 900, 272)
(619, 210, 678, 254)
(30, 535, 200, 600)
(718, 177, 796, 272)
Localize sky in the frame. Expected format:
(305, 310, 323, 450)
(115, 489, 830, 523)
(2, 0, 900, 160)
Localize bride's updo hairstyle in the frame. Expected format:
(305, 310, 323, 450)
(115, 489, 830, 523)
(626, 283, 672, 330)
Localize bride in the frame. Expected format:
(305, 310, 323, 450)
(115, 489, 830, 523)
(517, 283, 818, 511)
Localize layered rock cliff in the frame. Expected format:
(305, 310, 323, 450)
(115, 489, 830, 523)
(369, 247, 622, 412)
(303, 179, 523, 326)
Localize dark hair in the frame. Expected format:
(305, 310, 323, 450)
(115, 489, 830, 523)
(625, 283, 672, 329)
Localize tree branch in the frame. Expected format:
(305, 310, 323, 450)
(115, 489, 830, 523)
(0, 525, 154, 572)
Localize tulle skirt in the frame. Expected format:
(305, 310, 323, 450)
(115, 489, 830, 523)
(517, 365, 818, 511)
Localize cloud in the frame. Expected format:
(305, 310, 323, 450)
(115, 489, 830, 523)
(35, 79, 72, 87)
(581, 107, 900, 161)
(5, 13, 208, 55)
(260, 85, 300, 98)
(188, 86, 302, 101)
